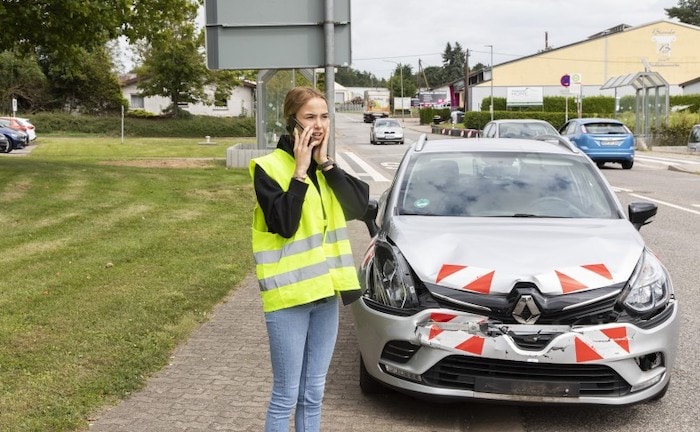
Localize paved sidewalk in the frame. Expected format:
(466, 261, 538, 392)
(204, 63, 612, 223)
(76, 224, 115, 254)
(89, 219, 504, 432)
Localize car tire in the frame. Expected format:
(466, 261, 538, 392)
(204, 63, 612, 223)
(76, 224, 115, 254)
(621, 160, 634, 170)
(596, 161, 605, 169)
(3, 141, 12, 153)
(359, 355, 389, 394)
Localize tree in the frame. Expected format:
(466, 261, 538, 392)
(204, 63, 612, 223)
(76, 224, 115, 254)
(388, 64, 417, 104)
(44, 47, 126, 114)
(441, 42, 466, 83)
(336, 67, 386, 87)
(422, 66, 444, 89)
(0, 51, 48, 113)
(666, 0, 700, 25)
(133, 19, 210, 117)
(0, 0, 202, 59)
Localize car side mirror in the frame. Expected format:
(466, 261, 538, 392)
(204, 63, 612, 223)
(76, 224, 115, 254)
(628, 201, 657, 231)
(361, 199, 379, 237)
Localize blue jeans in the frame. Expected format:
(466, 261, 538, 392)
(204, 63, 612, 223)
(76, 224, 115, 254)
(264, 295, 339, 432)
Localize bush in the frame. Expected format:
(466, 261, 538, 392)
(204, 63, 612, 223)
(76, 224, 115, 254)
(28, 112, 256, 138)
(651, 112, 700, 146)
(419, 107, 451, 125)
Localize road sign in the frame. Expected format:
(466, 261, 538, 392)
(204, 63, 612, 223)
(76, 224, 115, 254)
(571, 73, 582, 84)
(560, 74, 570, 87)
(204, 0, 351, 70)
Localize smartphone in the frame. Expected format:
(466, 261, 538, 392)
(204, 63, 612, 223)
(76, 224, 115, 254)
(287, 116, 305, 135)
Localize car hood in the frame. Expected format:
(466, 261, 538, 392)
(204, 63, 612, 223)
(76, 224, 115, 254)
(387, 216, 643, 295)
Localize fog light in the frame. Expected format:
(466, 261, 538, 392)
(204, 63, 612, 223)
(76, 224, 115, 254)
(630, 372, 663, 392)
(636, 352, 663, 371)
(382, 363, 422, 383)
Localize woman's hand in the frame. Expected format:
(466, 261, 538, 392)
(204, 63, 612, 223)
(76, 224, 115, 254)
(312, 124, 330, 165)
(292, 124, 318, 178)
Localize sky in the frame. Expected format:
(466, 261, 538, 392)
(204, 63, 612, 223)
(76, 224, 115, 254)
(349, 0, 681, 80)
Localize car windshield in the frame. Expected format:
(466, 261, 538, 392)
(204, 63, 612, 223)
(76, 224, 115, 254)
(398, 152, 618, 218)
(500, 122, 557, 138)
(582, 122, 628, 134)
(376, 120, 400, 128)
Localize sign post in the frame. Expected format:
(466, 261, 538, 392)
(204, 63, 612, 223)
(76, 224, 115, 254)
(560, 75, 570, 122)
(571, 73, 583, 118)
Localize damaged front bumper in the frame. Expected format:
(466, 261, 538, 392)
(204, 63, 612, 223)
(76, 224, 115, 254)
(352, 299, 679, 405)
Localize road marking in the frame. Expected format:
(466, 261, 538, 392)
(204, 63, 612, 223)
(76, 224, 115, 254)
(614, 186, 700, 215)
(635, 155, 700, 167)
(629, 193, 700, 216)
(337, 152, 390, 182)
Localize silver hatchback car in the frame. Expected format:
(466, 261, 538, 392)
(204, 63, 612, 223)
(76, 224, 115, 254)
(354, 134, 679, 405)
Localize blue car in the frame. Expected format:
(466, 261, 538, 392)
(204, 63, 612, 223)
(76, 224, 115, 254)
(0, 126, 28, 151)
(0, 133, 9, 153)
(559, 118, 635, 169)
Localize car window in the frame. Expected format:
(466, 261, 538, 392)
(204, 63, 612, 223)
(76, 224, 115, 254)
(582, 122, 628, 134)
(508, 122, 558, 138)
(399, 152, 618, 218)
(384, 120, 401, 127)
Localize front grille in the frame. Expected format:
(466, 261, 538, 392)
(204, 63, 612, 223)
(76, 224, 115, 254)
(422, 355, 630, 397)
(428, 282, 625, 326)
(381, 340, 421, 364)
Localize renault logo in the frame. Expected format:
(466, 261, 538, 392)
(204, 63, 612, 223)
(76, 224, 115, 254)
(512, 295, 541, 324)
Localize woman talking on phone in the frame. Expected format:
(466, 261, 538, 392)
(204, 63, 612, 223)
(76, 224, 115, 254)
(249, 86, 369, 431)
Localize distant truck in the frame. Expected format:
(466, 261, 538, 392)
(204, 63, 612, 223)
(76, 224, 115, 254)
(363, 89, 390, 123)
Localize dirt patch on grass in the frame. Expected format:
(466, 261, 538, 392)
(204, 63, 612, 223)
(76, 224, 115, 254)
(99, 158, 222, 168)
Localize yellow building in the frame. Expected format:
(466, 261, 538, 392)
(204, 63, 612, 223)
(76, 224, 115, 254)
(469, 20, 700, 111)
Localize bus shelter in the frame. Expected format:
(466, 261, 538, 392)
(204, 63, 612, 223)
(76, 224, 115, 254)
(600, 71, 669, 147)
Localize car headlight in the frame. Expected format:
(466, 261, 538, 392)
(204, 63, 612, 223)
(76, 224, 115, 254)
(620, 250, 673, 318)
(368, 240, 420, 309)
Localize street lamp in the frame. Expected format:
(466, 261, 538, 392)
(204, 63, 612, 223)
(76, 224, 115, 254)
(383, 60, 404, 122)
(485, 44, 494, 121)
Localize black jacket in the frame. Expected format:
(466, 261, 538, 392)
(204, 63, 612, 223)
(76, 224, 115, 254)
(253, 134, 370, 238)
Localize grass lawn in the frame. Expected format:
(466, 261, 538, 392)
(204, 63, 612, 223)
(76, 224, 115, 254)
(0, 136, 256, 431)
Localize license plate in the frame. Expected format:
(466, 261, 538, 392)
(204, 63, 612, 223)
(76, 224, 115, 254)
(475, 377, 580, 397)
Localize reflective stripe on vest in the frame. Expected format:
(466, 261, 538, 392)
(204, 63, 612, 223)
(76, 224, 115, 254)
(250, 149, 360, 312)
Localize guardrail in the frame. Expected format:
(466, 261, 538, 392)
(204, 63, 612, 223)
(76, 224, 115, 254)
(431, 126, 481, 138)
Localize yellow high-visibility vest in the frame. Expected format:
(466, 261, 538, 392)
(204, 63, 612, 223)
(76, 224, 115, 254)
(249, 149, 360, 312)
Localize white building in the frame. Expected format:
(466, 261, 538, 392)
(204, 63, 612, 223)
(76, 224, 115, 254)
(120, 75, 256, 117)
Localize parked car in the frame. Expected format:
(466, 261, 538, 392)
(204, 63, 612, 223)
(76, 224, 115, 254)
(0, 117, 35, 141)
(15, 117, 36, 141)
(0, 126, 28, 150)
(354, 134, 678, 405)
(0, 133, 10, 153)
(481, 119, 559, 138)
(559, 118, 635, 169)
(688, 124, 700, 152)
(370, 118, 404, 145)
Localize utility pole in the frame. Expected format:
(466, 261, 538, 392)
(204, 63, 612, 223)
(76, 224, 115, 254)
(485, 44, 494, 121)
(463, 49, 470, 111)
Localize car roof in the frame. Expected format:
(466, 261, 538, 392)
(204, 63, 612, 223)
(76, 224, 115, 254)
(575, 118, 624, 124)
(413, 136, 581, 156)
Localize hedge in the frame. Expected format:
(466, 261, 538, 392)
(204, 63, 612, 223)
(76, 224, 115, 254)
(26, 112, 256, 138)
